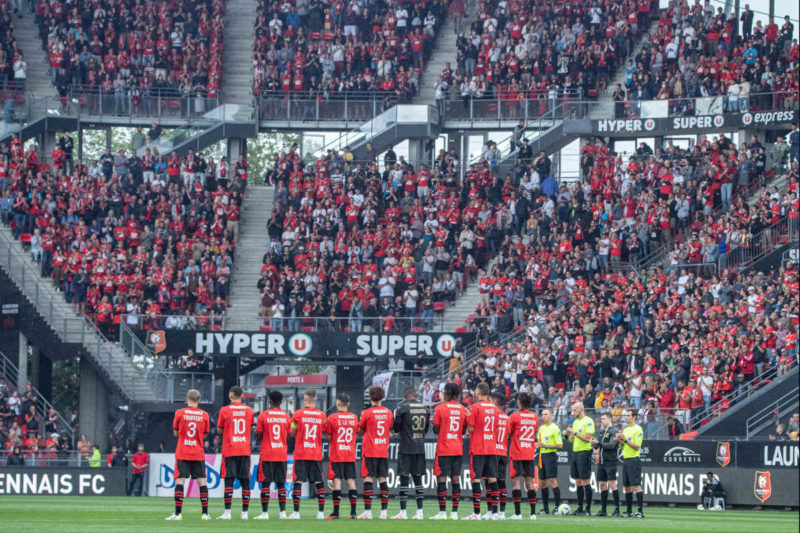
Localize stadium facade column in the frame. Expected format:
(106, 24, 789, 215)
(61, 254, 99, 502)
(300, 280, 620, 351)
(407, 139, 426, 167)
(17, 330, 28, 391)
(228, 138, 246, 161)
(79, 356, 109, 451)
(25, 341, 51, 401)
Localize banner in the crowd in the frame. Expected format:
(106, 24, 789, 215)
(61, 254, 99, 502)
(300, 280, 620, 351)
(575, 109, 796, 136)
(0, 468, 127, 496)
(138, 330, 473, 359)
(372, 371, 394, 392)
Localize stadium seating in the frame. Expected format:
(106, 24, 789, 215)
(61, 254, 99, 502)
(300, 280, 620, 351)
(252, 0, 447, 101)
(31, 0, 226, 108)
(0, 139, 240, 336)
(0, 5, 26, 99)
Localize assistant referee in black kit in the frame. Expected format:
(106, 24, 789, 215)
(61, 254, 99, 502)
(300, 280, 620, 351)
(393, 386, 430, 519)
(591, 412, 621, 516)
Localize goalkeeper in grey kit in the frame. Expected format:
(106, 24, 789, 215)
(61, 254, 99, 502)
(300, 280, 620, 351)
(392, 386, 430, 519)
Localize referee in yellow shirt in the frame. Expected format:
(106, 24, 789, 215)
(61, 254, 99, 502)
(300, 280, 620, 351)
(616, 410, 644, 518)
(563, 402, 595, 515)
(535, 407, 563, 515)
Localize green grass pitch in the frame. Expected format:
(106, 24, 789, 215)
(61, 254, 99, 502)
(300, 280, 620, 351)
(0, 497, 797, 533)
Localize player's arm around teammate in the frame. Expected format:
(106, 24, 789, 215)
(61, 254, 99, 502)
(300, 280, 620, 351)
(535, 407, 562, 515)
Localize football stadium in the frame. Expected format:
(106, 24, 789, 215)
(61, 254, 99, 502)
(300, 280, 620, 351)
(0, 0, 798, 530)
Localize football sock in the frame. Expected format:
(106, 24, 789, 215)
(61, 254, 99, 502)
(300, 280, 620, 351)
(636, 491, 643, 513)
(349, 489, 358, 516)
(399, 475, 409, 511)
(315, 482, 325, 512)
(224, 480, 233, 510)
(553, 487, 561, 507)
(363, 481, 373, 511)
(261, 487, 270, 513)
(541, 487, 549, 512)
(199, 485, 208, 515)
(488, 481, 499, 513)
(577, 484, 584, 510)
(413, 475, 424, 510)
(437, 481, 447, 512)
(174, 483, 184, 515)
(625, 492, 633, 514)
(612, 489, 620, 510)
(471, 482, 482, 514)
(512, 489, 522, 515)
(498, 479, 507, 513)
(241, 482, 250, 512)
(293, 485, 302, 512)
(332, 489, 341, 516)
(601, 489, 608, 512)
(584, 485, 593, 512)
(278, 486, 287, 512)
(527, 489, 537, 515)
(452, 483, 461, 512)
(379, 481, 389, 511)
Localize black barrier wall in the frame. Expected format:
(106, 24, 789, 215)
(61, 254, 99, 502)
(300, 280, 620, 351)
(0, 468, 128, 496)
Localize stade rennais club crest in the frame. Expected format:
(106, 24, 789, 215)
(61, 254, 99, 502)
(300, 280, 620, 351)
(754, 472, 772, 503)
(716, 442, 731, 467)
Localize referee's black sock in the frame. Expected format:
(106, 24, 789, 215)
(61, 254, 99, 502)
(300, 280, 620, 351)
(612, 489, 620, 511)
(553, 487, 561, 507)
(625, 491, 633, 514)
(413, 475, 424, 510)
(398, 475, 409, 512)
(541, 487, 549, 512)
(527, 489, 537, 515)
(512, 489, 522, 515)
(577, 484, 584, 510)
(584, 485, 593, 512)
(636, 491, 643, 513)
(600, 489, 608, 512)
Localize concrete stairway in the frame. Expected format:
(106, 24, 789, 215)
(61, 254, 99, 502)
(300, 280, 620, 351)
(12, 8, 57, 98)
(414, 7, 474, 106)
(221, 0, 258, 121)
(225, 186, 274, 329)
(0, 226, 161, 403)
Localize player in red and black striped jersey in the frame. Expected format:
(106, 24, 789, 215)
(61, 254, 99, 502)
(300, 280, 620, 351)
(507, 392, 539, 520)
(323, 393, 359, 519)
(431, 382, 468, 520)
(166, 389, 210, 521)
(289, 389, 327, 519)
(255, 390, 292, 519)
(216, 386, 255, 520)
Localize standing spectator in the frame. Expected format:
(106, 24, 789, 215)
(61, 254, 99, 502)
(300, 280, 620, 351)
(129, 443, 149, 496)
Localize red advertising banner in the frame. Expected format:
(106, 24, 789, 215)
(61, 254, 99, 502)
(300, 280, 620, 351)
(265, 374, 328, 386)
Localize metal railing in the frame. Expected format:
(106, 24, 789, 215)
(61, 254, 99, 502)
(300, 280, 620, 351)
(0, 350, 75, 444)
(258, 91, 399, 125)
(0, 449, 129, 467)
(121, 313, 472, 334)
(726, 215, 799, 271)
(746, 388, 800, 438)
(441, 96, 592, 125)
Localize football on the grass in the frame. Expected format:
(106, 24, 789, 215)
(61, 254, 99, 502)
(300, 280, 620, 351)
(557, 503, 571, 515)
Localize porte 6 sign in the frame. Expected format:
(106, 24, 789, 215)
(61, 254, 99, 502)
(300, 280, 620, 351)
(138, 330, 472, 359)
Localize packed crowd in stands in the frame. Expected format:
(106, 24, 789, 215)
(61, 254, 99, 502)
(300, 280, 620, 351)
(253, 0, 448, 107)
(1, 4, 27, 94)
(260, 142, 502, 331)
(32, 0, 226, 110)
(0, 127, 248, 337)
(615, 2, 798, 117)
(426, 129, 799, 434)
(433, 0, 653, 109)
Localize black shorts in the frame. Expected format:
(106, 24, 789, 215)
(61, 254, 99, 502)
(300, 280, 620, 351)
(510, 459, 536, 479)
(469, 454, 498, 480)
(176, 459, 206, 480)
(570, 450, 592, 480)
(496, 456, 508, 479)
(260, 461, 287, 485)
(293, 459, 323, 483)
(330, 461, 357, 480)
(434, 455, 463, 478)
(398, 453, 427, 477)
(538, 452, 558, 480)
(622, 457, 642, 487)
(361, 457, 389, 478)
(596, 464, 618, 483)
(221, 456, 251, 480)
